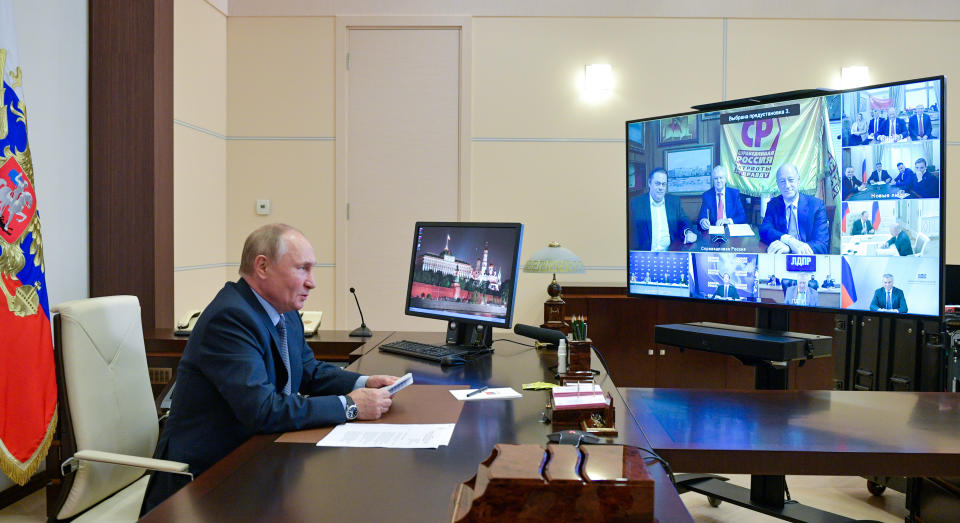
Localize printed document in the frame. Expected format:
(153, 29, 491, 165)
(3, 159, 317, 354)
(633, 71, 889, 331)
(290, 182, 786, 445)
(316, 423, 456, 449)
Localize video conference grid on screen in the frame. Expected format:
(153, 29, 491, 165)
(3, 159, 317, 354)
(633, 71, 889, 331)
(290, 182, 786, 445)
(405, 223, 522, 326)
(626, 77, 943, 318)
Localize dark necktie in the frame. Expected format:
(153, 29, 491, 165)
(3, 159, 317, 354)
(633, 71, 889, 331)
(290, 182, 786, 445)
(886, 291, 892, 310)
(919, 115, 924, 136)
(276, 318, 292, 395)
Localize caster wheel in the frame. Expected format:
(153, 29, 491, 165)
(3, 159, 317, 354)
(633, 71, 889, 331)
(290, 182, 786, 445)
(708, 496, 722, 507)
(867, 480, 886, 496)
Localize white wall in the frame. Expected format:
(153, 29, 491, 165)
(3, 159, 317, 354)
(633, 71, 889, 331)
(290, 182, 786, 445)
(11, 0, 88, 308)
(1, 0, 87, 490)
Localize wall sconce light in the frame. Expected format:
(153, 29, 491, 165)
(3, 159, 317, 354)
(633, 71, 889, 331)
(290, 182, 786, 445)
(841, 66, 869, 88)
(583, 63, 613, 102)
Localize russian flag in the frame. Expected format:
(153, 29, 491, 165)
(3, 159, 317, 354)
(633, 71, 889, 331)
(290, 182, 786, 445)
(841, 202, 850, 232)
(872, 200, 881, 229)
(841, 257, 857, 308)
(861, 158, 868, 184)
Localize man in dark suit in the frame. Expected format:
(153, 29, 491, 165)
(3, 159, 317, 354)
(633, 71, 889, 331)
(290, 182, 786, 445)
(866, 110, 883, 143)
(711, 272, 739, 300)
(696, 165, 747, 231)
(879, 108, 905, 142)
(892, 162, 917, 192)
(784, 276, 818, 306)
(908, 105, 934, 141)
(851, 210, 874, 235)
(760, 163, 831, 254)
(868, 162, 891, 184)
(914, 158, 940, 198)
(884, 223, 914, 256)
(841, 166, 863, 200)
(869, 273, 908, 313)
(141, 224, 397, 515)
(628, 167, 697, 251)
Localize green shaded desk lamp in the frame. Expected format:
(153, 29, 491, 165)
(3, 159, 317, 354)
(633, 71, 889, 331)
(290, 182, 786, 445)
(523, 242, 585, 332)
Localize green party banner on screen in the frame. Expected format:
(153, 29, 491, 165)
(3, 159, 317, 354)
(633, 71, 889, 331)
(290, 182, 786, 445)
(720, 98, 836, 199)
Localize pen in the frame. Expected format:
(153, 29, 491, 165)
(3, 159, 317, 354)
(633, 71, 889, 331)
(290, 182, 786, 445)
(467, 386, 489, 397)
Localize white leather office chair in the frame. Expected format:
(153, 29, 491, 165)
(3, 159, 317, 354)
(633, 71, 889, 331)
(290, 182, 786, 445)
(50, 296, 190, 521)
(914, 232, 930, 256)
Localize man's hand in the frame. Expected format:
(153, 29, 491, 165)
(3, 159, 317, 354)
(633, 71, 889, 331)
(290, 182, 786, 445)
(767, 240, 789, 254)
(683, 230, 698, 244)
(365, 375, 399, 389)
(699, 218, 710, 230)
(788, 239, 814, 255)
(718, 218, 733, 227)
(348, 388, 393, 420)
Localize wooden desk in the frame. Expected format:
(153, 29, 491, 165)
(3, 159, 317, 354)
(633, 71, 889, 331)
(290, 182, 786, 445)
(141, 332, 692, 523)
(620, 388, 960, 477)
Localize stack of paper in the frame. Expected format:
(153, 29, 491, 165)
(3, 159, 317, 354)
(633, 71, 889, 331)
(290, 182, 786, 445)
(449, 387, 522, 401)
(551, 383, 610, 410)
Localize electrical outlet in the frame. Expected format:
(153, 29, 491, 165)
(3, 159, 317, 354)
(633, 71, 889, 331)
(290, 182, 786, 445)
(256, 199, 271, 215)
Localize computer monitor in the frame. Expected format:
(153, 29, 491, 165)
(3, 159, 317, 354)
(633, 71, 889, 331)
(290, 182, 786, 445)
(404, 222, 524, 348)
(626, 76, 945, 319)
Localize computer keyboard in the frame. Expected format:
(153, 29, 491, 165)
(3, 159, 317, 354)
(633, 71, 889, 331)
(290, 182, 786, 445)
(379, 340, 466, 362)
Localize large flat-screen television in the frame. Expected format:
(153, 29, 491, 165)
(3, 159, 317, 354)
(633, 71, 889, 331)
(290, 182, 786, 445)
(404, 222, 524, 345)
(626, 76, 944, 319)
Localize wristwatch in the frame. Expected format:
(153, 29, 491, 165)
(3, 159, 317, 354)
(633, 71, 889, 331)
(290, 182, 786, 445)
(344, 395, 359, 421)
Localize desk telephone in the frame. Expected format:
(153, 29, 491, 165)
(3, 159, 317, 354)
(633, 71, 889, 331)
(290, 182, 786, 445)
(175, 309, 323, 336)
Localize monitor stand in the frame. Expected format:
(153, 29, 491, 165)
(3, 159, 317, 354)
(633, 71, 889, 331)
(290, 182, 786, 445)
(665, 309, 854, 523)
(444, 320, 493, 352)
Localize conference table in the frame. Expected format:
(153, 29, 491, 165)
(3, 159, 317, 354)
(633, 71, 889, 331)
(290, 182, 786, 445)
(140, 331, 693, 522)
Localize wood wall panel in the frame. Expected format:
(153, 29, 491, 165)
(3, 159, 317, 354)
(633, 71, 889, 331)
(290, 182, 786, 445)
(88, 0, 173, 329)
(563, 285, 834, 390)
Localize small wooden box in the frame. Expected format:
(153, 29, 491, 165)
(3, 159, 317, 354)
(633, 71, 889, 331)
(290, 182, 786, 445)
(451, 444, 654, 522)
(567, 338, 592, 371)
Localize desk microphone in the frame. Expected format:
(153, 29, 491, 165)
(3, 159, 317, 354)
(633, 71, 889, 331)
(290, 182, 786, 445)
(513, 324, 565, 345)
(348, 287, 372, 337)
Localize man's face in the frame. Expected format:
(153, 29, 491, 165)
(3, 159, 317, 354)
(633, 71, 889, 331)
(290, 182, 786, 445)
(916, 161, 926, 175)
(915, 105, 924, 115)
(798, 279, 807, 291)
(712, 168, 726, 192)
(776, 166, 799, 200)
(875, 163, 883, 171)
(882, 277, 894, 291)
(845, 167, 854, 179)
(723, 273, 730, 284)
(861, 211, 869, 221)
(649, 171, 668, 203)
(258, 232, 317, 313)
(887, 109, 897, 119)
(898, 164, 905, 174)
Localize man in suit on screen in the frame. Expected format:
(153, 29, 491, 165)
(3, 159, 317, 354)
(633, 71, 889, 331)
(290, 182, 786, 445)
(914, 158, 940, 198)
(711, 272, 739, 300)
(696, 165, 747, 231)
(851, 210, 874, 235)
(784, 276, 818, 306)
(867, 110, 883, 142)
(868, 161, 892, 184)
(869, 273, 908, 313)
(759, 164, 831, 254)
(628, 167, 697, 251)
(909, 105, 934, 141)
(892, 162, 917, 192)
(883, 223, 914, 256)
(842, 166, 863, 200)
(880, 108, 905, 142)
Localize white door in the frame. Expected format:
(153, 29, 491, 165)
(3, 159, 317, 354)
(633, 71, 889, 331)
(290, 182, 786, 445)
(345, 28, 461, 331)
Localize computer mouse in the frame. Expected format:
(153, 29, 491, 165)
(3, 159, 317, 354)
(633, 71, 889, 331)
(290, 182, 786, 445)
(440, 354, 466, 366)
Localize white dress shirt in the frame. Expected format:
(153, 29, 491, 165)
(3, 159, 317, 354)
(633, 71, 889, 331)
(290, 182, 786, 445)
(650, 195, 671, 251)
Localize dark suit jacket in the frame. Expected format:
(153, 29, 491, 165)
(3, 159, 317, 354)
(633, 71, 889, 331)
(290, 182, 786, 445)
(887, 230, 914, 256)
(868, 117, 883, 138)
(696, 187, 747, 229)
(851, 218, 874, 235)
(880, 117, 905, 138)
(893, 168, 916, 191)
(909, 113, 933, 140)
(712, 283, 739, 300)
(869, 286, 908, 313)
(759, 194, 831, 254)
(841, 175, 861, 200)
(141, 279, 362, 515)
(628, 193, 693, 250)
(868, 169, 891, 184)
(915, 172, 940, 198)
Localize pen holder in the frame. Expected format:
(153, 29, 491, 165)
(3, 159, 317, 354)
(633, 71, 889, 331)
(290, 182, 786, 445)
(567, 339, 592, 372)
(551, 397, 617, 436)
